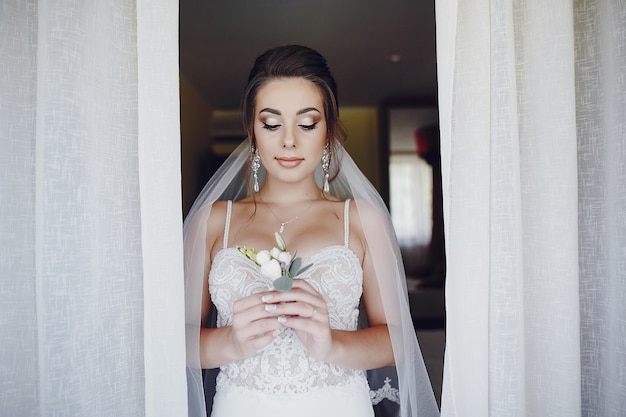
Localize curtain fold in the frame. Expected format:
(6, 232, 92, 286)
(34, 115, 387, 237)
(435, 0, 625, 416)
(575, 1, 626, 416)
(1, 1, 186, 416)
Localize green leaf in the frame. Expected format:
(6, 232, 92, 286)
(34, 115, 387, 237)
(292, 262, 313, 277)
(289, 257, 302, 276)
(273, 276, 293, 292)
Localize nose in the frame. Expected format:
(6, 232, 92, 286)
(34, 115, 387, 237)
(282, 125, 296, 148)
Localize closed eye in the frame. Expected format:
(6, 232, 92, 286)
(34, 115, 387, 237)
(299, 122, 318, 131)
(263, 123, 281, 131)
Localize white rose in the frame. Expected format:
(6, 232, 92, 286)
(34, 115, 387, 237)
(277, 251, 292, 265)
(270, 247, 281, 259)
(255, 250, 272, 265)
(260, 259, 283, 280)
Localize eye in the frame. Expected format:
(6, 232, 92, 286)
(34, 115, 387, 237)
(262, 123, 280, 131)
(299, 122, 318, 131)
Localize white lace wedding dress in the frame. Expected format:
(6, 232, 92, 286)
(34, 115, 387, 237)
(208, 200, 374, 417)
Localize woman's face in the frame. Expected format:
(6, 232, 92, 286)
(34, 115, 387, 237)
(253, 77, 327, 187)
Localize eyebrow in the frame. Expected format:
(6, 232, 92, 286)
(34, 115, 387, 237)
(258, 107, 321, 116)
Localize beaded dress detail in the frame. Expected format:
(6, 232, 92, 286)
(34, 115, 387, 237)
(209, 200, 368, 396)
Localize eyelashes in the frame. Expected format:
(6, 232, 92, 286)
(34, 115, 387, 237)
(262, 123, 280, 131)
(262, 122, 318, 131)
(299, 122, 318, 131)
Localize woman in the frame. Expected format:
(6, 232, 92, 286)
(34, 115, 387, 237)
(184, 45, 439, 417)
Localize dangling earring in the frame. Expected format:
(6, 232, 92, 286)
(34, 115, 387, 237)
(321, 143, 330, 193)
(251, 147, 260, 192)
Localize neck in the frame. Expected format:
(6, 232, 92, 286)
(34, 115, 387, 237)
(257, 179, 322, 204)
(257, 182, 320, 234)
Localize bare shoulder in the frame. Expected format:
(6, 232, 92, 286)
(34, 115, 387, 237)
(345, 199, 371, 260)
(204, 200, 230, 259)
(350, 196, 388, 227)
(207, 198, 254, 223)
(208, 198, 258, 249)
(228, 197, 257, 223)
(206, 200, 229, 228)
(347, 199, 390, 256)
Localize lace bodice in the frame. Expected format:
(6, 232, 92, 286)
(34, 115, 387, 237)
(208, 200, 368, 395)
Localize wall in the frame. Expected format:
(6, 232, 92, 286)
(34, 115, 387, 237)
(179, 76, 213, 217)
(339, 107, 381, 191)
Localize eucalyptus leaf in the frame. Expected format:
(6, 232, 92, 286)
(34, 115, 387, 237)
(289, 258, 302, 276)
(273, 276, 293, 292)
(292, 262, 313, 277)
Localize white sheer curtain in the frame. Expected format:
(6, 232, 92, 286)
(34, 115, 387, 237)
(0, 1, 187, 416)
(435, 0, 625, 416)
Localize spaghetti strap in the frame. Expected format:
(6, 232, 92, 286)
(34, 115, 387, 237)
(344, 199, 351, 247)
(223, 200, 233, 249)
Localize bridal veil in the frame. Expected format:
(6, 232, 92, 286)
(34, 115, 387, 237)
(183, 141, 440, 417)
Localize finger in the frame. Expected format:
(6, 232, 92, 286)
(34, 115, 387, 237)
(239, 327, 283, 355)
(233, 290, 278, 313)
(272, 301, 327, 320)
(289, 279, 320, 296)
(250, 316, 284, 336)
(278, 314, 328, 335)
(265, 288, 327, 319)
(232, 316, 283, 343)
(233, 301, 288, 330)
(266, 286, 323, 308)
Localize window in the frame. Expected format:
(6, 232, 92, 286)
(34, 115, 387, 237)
(390, 152, 433, 247)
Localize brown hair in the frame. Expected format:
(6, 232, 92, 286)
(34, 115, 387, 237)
(241, 45, 346, 185)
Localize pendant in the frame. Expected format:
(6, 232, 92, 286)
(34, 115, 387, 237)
(279, 223, 286, 233)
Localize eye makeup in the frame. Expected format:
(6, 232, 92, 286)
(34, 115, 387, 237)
(262, 122, 280, 131)
(297, 116, 319, 130)
(257, 107, 323, 131)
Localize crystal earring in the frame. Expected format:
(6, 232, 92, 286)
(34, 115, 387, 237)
(251, 147, 260, 192)
(321, 143, 330, 193)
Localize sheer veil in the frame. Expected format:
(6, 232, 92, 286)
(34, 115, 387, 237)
(184, 141, 440, 417)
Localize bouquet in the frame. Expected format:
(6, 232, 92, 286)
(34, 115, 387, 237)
(237, 232, 313, 291)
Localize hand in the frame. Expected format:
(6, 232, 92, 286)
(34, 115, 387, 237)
(228, 290, 285, 360)
(262, 279, 332, 362)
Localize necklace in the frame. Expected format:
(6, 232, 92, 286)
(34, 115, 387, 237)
(265, 200, 315, 233)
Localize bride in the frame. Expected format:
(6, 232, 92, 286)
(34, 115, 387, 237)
(184, 45, 439, 417)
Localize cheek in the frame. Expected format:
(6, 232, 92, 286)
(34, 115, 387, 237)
(253, 127, 274, 149)
(253, 125, 266, 140)
(309, 143, 326, 162)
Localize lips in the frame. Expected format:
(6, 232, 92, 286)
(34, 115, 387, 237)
(275, 157, 304, 168)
